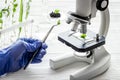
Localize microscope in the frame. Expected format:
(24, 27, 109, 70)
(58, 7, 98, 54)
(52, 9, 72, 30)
(50, 0, 110, 80)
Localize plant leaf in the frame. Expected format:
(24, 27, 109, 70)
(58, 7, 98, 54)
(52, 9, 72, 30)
(0, 12, 2, 18)
(54, 9, 60, 14)
(80, 34, 87, 39)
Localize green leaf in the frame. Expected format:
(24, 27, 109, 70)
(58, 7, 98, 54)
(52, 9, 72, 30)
(14, 4, 18, 7)
(2, 8, 10, 17)
(54, 9, 60, 14)
(2, 9, 7, 11)
(0, 19, 3, 29)
(80, 34, 87, 39)
(25, 11, 29, 19)
(7, 6, 10, 15)
(0, 12, 2, 18)
(13, 8, 16, 12)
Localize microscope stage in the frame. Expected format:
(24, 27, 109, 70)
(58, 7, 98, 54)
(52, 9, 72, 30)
(58, 30, 105, 52)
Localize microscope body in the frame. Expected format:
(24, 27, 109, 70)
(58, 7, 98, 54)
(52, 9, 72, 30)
(50, 0, 110, 80)
(59, 0, 109, 52)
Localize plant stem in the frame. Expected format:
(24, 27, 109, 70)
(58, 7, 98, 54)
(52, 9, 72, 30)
(25, 0, 32, 19)
(0, 19, 3, 29)
(18, 0, 23, 38)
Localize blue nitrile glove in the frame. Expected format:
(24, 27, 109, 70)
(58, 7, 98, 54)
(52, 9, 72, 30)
(0, 38, 47, 76)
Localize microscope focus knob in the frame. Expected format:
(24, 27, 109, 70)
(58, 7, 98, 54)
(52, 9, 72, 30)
(96, 0, 109, 11)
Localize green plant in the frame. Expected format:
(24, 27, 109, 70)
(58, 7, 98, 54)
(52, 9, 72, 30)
(26, 0, 32, 19)
(54, 9, 60, 14)
(0, 5, 10, 29)
(0, 19, 3, 29)
(80, 34, 87, 39)
(2, 7, 10, 17)
(57, 19, 61, 25)
(18, 0, 32, 38)
(18, 0, 23, 38)
(0, 0, 32, 37)
(12, 3, 18, 17)
(0, 11, 3, 29)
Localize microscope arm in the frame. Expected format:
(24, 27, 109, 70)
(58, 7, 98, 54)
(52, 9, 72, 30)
(99, 8, 110, 37)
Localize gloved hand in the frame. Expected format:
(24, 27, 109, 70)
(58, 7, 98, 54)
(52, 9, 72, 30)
(0, 38, 47, 76)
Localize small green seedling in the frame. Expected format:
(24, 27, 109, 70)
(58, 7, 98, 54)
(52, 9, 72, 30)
(57, 19, 61, 25)
(54, 9, 60, 14)
(81, 34, 87, 39)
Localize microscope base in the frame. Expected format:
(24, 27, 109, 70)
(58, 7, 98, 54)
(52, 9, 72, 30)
(49, 46, 110, 80)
